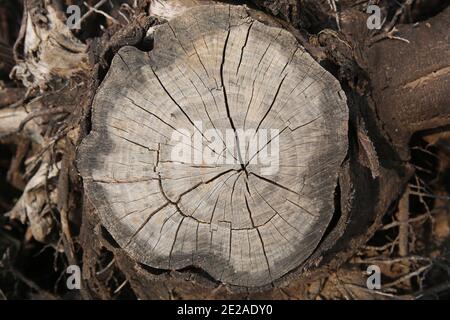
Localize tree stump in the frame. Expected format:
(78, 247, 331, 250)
(77, 4, 348, 287)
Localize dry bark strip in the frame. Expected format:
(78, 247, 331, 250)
(77, 4, 348, 287)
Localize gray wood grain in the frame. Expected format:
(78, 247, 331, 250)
(77, 4, 348, 287)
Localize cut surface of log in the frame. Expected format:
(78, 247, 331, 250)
(77, 4, 348, 287)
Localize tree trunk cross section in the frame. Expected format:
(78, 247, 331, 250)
(77, 4, 348, 287)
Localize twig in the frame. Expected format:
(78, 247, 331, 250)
(384, 0, 415, 32)
(83, 1, 121, 26)
(362, 240, 397, 252)
(383, 264, 432, 288)
(343, 284, 402, 299)
(113, 279, 128, 294)
(96, 257, 116, 276)
(331, 273, 355, 300)
(397, 186, 410, 257)
(58, 153, 77, 267)
(310, 278, 327, 300)
(353, 255, 431, 265)
(381, 213, 430, 230)
(409, 191, 450, 200)
(120, 3, 135, 16)
(18, 106, 69, 133)
(369, 27, 410, 46)
(0, 288, 6, 300)
(413, 164, 433, 175)
(411, 146, 439, 159)
(412, 175, 433, 215)
(78, 0, 108, 25)
(25, 124, 72, 172)
(118, 10, 130, 24)
(327, 0, 341, 30)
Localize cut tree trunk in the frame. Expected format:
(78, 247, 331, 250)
(77, 4, 348, 288)
(1, 0, 449, 299)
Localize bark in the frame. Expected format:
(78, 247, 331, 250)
(336, 5, 450, 160)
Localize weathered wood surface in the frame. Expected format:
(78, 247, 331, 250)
(78, 4, 348, 287)
(150, 0, 215, 20)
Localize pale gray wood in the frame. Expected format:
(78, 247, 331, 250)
(77, 4, 348, 287)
